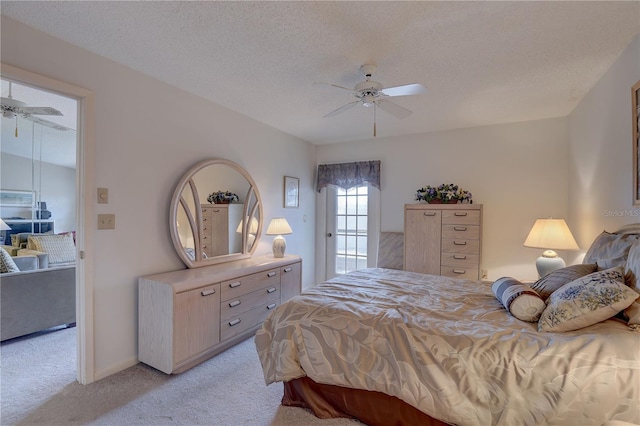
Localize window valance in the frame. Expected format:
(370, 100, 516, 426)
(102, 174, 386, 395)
(317, 160, 381, 192)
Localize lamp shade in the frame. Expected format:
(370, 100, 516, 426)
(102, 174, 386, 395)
(265, 218, 293, 236)
(523, 219, 579, 251)
(236, 217, 259, 234)
(0, 219, 11, 231)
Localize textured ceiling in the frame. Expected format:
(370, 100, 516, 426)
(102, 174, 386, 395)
(2, 1, 639, 145)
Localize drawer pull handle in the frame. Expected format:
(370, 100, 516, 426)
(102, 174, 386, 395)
(202, 217, 208, 222)
(267, 287, 277, 294)
(453, 241, 467, 245)
(213, 209, 220, 213)
(267, 272, 277, 278)
(454, 212, 468, 216)
(267, 303, 277, 310)
(283, 267, 293, 273)
(424, 212, 437, 216)
(453, 269, 466, 274)
(454, 226, 467, 231)
(200, 289, 216, 296)
(228, 319, 241, 327)
(453, 255, 467, 260)
(228, 300, 241, 308)
(229, 281, 241, 288)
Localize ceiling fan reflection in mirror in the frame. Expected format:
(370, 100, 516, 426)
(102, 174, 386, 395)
(318, 64, 427, 137)
(1, 81, 73, 137)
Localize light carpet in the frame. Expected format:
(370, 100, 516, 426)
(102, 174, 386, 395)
(0, 327, 362, 425)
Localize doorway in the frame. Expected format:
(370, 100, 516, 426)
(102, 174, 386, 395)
(324, 185, 380, 280)
(1, 63, 96, 384)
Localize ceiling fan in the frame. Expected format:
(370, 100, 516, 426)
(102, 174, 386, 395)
(1, 81, 72, 137)
(318, 64, 427, 137)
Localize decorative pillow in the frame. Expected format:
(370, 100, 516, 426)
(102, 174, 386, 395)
(583, 231, 640, 270)
(538, 267, 639, 332)
(0, 247, 20, 273)
(27, 233, 76, 265)
(492, 277, 546, 322)
(530, 263, 597, 300)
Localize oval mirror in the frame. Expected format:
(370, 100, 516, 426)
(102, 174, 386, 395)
(169, 158, 263, 268)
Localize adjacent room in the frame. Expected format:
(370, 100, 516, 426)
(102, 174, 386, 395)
(1, 2, 639, 425)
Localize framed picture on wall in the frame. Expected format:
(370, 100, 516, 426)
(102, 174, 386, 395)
(0, 190, 34, 207)
(633, 80, 640, 206)
(284, 176, 299, 208)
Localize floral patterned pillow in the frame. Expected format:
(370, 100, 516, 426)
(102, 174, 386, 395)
(538, 266, 639, 332)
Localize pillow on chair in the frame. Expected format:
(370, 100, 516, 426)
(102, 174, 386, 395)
(27, 233, 76, 265)
(0, 247, 20, 273)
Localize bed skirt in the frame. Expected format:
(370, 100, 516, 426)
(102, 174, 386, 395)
(282, 377, 451, 426)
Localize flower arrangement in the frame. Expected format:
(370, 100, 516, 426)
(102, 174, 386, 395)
(207, 191, 239, 204)
(415, 183, 472, 204)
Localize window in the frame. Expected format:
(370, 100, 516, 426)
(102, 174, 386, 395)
(335, 185, 368, 274)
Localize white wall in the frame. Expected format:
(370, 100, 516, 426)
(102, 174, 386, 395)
(1, 17, 316, 379)
(568, 34, 640, 259)
(0, 152, 76, 233)
(317, 117, 570, 281)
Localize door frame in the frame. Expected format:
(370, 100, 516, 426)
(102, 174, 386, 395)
(2, 63, 96, 384)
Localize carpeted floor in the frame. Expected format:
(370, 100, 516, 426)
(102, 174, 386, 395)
(0, 327, 362, 425)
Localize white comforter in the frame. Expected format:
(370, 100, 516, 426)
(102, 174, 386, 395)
(255, 268, 640, 426)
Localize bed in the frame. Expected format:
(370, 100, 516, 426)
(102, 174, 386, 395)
(255, 226, 640, 426)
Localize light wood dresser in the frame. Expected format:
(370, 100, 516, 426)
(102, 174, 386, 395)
(138, 254, 301, 374)
(200, 204, 244, 257)
(404, 204, 482, 280)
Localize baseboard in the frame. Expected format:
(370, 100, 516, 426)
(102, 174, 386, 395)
(93, 355, 139, 382)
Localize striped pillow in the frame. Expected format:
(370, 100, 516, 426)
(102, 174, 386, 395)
(530, 263, 597, 300)
(492, 277, 546, 322)
(27, 233, 76, 265)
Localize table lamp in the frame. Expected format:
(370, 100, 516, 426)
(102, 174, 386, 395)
(523, 218, 579, 277)
(0, 219, 11, 245)
(236, 217, 259, 248)
(266, 217, 292, 258)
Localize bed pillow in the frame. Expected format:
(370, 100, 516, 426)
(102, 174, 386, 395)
(583, 231, 640, 270)
(0, 247, 20, 273)
(530, 263, 597, 300)
(538, 266, 639, 332)
(27, 233, 76, 265)
(623, 242, 640, 293)
(492, 277, 546, 322)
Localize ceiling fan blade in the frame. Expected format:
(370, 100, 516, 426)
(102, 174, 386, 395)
(323, 101, 359, 118)
(381, 83, 427, 97)
(314, 82, 355, 93)
(21, 106, 63, 116)
(27, 115, 73, 131)
(377, 99, 412, 119)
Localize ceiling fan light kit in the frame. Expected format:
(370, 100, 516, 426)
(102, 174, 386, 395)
(319, 64, 427, 137)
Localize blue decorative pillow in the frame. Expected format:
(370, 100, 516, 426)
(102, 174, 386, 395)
(538, 267, 639, 332)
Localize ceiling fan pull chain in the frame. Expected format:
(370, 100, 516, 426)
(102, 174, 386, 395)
(373, 102, 377, 137)
(15, 116, 18, 138)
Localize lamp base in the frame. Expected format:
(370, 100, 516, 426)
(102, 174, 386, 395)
(536, 251, 566, 278)
(272, 235, 286, 258)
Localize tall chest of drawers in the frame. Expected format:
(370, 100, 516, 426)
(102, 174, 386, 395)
(404, 204, 482, 280)
(138, 254, 301, 374)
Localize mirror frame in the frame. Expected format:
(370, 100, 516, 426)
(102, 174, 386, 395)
(169, 158, 263, 268)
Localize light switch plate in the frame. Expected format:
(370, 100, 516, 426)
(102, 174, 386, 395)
(98, 214, 115, 230)
(97, 188, 108, 204)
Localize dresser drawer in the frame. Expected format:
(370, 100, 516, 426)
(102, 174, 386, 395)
(440, 252, 480, 268)
(442, 224, 480, 240)
(221, 300, 279, 341)
(220, 284, 280, 320)
(221, 268, 280, 301)
(441, 238, 480, 254)
(440, 266, 479, 280)
(442, 210, 480, 225)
